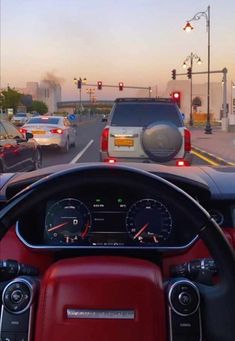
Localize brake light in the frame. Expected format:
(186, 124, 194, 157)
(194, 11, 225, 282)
(108, 159, 116, 163)
(184, 128, 191, 152)
(176, 159, 190, 167)
(50, 128, 63, 134)
(19, 128, 27, 134)
(101, 127, 109, 152)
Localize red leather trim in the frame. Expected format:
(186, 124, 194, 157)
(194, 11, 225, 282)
(0, 228, 53, 273)
(224, 228, 235, 248)
(35, 256, 166, 341)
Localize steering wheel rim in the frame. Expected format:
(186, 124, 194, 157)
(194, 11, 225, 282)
(0, 164, 234, 340)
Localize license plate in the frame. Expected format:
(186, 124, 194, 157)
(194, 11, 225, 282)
(114, 138, 134, 147)
(32, 130, 45, 134)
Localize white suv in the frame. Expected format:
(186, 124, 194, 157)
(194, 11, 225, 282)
(100, 98, 192, 165)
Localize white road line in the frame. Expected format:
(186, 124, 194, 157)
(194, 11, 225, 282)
(70, 139, 94, 164)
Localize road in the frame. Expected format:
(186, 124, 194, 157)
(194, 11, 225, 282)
(41, 118, 209, 168)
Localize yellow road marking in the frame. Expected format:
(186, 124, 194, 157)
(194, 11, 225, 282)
(192, 150, 219, 166)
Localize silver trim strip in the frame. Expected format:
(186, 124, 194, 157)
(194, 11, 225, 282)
(16, 221, 199, 252)
(110, 134, 139, 138)
(67, 309, 135, 320)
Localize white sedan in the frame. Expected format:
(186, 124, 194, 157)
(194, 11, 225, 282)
(20, 116, 77, 153)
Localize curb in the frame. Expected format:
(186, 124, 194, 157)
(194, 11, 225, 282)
(192, 146, 235, 166)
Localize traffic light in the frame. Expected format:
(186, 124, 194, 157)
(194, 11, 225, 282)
(172, 69, 176, 80)
(187, 67, 192, 79)
(119, 82, 124, 91)
(77, 79, 82, 89)
(97, 81, 102, 90)
(172, 91, 181, 108)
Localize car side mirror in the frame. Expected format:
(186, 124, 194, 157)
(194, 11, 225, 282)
(26, 132, 34, 140)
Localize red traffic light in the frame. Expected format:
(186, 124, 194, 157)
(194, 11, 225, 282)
(119, 82, 124, 91)
(173, 92, 180, 99)
(97, 81, 102, 90)
(172, 91, 181, 108)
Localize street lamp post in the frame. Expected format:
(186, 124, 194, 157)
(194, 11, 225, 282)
(183, 5, 212, 134)
(182, 53, 202, 126)
(231, 81, 235, 115)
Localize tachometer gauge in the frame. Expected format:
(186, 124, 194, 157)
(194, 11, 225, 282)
(45, 198, 91, 244)
(126, 199, 172, 244)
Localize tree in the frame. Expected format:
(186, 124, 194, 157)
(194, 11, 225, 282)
(1, 87, 22, 113)
(30, 100, 48, 114)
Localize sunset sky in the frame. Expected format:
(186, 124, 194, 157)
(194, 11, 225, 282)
(1, 0, 235, 100)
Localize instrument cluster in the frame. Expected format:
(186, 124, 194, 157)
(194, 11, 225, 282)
(17, 186, 198, 250)
(44, 197, 174, 247)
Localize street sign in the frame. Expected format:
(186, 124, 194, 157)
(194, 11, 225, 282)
(68, 114, 76, 121)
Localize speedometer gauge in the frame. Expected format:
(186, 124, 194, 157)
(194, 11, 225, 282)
(126, 199, 172, 244)
(45, 198, 91, 244)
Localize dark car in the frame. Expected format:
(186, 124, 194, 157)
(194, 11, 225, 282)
(0, 119, 42, 173)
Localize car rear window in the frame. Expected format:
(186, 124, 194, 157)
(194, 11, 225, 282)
(110, 103, 183, 127)
(27, 117, 60, 125)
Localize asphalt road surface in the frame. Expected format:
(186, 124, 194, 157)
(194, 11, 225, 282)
(41, 117, 209, 168)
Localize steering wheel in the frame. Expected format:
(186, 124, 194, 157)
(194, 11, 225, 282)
(0, 164, 234, 341)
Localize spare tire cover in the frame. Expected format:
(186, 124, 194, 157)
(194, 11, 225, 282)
(141, 122, 183, 162)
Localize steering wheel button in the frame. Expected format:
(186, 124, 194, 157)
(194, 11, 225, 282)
(11, 290, 23, 303)
(178, 292, 192, 306)
(168, 281, 200, 316)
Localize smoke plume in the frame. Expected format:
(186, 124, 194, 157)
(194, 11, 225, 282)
(42, 71, 65, 86)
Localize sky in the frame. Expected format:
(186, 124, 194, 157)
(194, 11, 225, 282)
(1, 0, 235, 100)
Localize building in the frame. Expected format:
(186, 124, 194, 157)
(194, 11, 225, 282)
(164, 80, 228, 122)
(21, 81, 62, 113)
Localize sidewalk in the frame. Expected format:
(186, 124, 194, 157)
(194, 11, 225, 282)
(190, 127, 235, 165)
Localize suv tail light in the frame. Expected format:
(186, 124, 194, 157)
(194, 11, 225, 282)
(176, 159, 190, 167)
(101, 127, 109, 152)
(50, 128, 63, 134)
(19, 128, 27, 134)
(184, 128, 191, 152)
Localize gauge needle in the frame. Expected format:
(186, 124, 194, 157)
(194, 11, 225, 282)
(47, 221, 69, 232)
(133, 223, 149, 240)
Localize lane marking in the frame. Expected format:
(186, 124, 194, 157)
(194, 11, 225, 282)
(70, 140, 94, 164)
(192, 150, 219, 166)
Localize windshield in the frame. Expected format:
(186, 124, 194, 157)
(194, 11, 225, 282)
(0, 0, 234, 169)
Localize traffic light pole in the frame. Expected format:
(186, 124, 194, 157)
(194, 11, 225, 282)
(173, 68, 227, 129)
(84, 83, 152, 97)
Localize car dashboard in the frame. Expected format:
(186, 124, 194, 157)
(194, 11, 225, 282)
(1, 163, 235, 254)
(16, 183, 199, 251)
